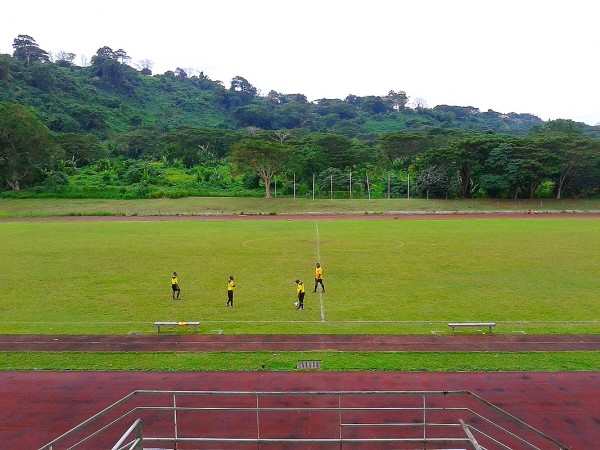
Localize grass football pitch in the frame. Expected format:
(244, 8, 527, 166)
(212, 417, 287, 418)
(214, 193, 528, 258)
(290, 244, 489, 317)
(1, 217, 598, 335)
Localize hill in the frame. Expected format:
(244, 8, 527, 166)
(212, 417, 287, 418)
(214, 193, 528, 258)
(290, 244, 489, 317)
(1, 36, 599, 199)
(0, 44, 553, 139)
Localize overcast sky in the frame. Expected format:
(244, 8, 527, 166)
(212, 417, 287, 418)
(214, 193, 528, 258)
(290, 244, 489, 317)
(2, 0, 599, 125)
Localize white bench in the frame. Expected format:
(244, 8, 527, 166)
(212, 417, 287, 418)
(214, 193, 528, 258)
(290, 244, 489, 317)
(154, 321, 200, 333)
(448, 322, 496, 334)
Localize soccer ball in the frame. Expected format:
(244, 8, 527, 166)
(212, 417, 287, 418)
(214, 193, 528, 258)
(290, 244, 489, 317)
(293, 301, 299, 308)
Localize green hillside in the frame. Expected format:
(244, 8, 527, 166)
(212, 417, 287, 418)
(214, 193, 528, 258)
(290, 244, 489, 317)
(1, 35, 599, 199)
(0, 47, 556, 138)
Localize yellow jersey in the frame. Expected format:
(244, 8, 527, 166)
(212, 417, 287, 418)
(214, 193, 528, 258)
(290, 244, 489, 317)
(315, 266, 323, 279)
(228, 280, 235, 291)
(171, 277, 178, 285)
(297, 282, 305, 294)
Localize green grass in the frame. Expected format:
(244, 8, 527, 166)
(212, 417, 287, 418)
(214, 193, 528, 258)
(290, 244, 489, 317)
(0, 197, 599, 217)
(1, 218, 598, 335)
(0, 351, 597, 371)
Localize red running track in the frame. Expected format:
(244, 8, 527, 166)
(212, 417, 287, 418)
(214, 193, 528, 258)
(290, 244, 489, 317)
(0, 333, 599, 352)
(1, 371, 599, 449)
(1, 212, 599, 223)
(1, 334, 599, 448)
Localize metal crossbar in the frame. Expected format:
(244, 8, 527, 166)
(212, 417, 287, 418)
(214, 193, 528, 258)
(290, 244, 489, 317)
(111, 418, 142, 450)
(39, 390, 569, 450)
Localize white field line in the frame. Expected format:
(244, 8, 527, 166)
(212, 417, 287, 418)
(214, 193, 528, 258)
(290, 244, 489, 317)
(315, 221, 325, 322)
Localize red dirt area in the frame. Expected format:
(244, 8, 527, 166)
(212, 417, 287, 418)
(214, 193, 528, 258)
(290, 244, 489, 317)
(1, 370, 598, 449)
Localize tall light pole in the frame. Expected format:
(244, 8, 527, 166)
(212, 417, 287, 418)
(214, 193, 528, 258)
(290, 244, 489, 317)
(349, 171, 352, 199)
(330, 175, 333, 200)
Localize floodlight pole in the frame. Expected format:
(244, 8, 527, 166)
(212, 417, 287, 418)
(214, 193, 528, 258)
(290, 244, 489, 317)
(349, 171, 352, 199)
(312, 174, 315, 200)
(407, 173, 410, 200)
(330, 175, 333, 200)
(293, 174, 296, 199)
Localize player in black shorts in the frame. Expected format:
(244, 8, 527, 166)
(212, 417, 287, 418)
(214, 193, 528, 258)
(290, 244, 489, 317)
(171, 272, 181, 299)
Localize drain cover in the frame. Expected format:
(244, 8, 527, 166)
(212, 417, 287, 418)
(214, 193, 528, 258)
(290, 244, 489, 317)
(297, 360, 321, 370)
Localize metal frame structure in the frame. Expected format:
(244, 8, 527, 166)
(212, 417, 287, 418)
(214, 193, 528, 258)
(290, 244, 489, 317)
(40, 390, 569, 450)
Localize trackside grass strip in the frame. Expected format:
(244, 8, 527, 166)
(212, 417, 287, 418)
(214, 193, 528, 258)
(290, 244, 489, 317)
(0, 351, 598, 371)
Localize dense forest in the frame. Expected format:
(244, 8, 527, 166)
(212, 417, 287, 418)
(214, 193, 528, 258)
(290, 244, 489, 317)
(1, 35, 599, 200)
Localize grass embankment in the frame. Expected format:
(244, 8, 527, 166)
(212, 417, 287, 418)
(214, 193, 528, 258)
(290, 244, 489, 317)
(0, 197, 599, 218)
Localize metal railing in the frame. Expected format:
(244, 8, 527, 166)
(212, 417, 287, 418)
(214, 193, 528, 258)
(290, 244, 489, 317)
(111, 418, 143, 450)
(40, 390, 569, 449)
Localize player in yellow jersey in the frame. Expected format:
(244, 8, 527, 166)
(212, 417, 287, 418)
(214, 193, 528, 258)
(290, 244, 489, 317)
(295, 279, 305, 310)
(313, 262, 325, 293)
(227, 275, 235, 307)
(171, 272, 181, 299)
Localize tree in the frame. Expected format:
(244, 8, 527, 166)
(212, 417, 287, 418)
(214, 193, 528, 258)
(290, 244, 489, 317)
(162, 127, 241, 165)
(409, 97, 428, 111)
(425, 135, 513, 198)
(113, 49, 131, 65)
(0, 54, 12, 86)
(272, 102, 311, 129)
(317, 167, 346, 193)
(137, 59, 153, 75)
(315, 99, 358, 120)
(52, 133, 105, 167)
(288, 145, 326, 181)
(90, 46, 138, 92)
(12, 35, 49, 64)
(415, 165, 457, 199)
(312, 134, 355, 169)
(232, 104, 273, 129)
(54, 51, 76, 67)
(94, 46, 117, 59)
(379, 132, 430, 163)
(543, 119, 585, 136)
(532, 133, 596, 199)
(114, 130, 160, 159)
(385, 90, 409, 111)
(479, 143, 522, 198)
(553, 138, 598, 199)
(360, 96, 390, 114)
(230, 76, 257, 96)
(515, 144, 549, 199)
(267, 90, 286, 105)
(175, 67, 188, 80)
(433, 105, 480, 120)
(0, 103, 62, 190)
(270, 131, 291, 144)
(231, 140, 291, 198)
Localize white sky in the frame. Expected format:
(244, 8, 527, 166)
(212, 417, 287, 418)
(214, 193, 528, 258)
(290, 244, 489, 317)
(2, 0, 599, 125)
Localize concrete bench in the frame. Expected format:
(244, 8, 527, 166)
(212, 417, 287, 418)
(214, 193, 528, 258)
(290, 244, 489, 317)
(154, 321, 200, 333)
(448, 322, 496, 334)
